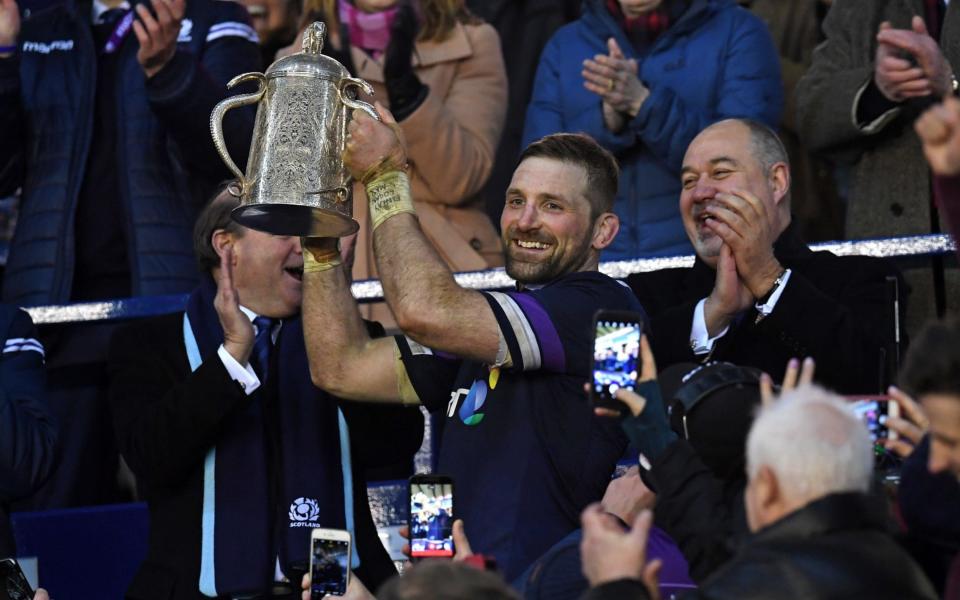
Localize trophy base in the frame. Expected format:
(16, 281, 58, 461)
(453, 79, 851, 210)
(231, 204, 360, 237)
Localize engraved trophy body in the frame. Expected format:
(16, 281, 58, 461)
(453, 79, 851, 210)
(210, 22, 377, 237)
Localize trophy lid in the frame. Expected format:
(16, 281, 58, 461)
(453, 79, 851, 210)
(265, 21, 349, 81)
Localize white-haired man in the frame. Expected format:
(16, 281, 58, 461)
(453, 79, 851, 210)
(579, 386, 937, 599)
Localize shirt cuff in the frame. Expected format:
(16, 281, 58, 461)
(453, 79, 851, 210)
(689, 298, 729, 355)
(853, 78, 900, 134)
(754, 269, 792, 319)
(217, 344, 260, 395)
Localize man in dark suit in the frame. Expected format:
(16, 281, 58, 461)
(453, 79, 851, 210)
(108, 190, 423, 599)
(627, 119, 903, 394)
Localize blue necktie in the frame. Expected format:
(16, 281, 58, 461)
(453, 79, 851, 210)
(251, 316, 275, 383)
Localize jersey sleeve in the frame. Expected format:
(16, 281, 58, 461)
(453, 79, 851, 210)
(394, 334, 463, 413)
(483, 274, 646, 377)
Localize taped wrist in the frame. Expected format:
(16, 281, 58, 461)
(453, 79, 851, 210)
(301, 238, 342, 273)
(366, 170, 415, 230)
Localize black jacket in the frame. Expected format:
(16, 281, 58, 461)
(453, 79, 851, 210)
(642, 441, 747, 583)
(0, 0, 259, 304)
(108, 312, 423, 599)
(0, 306, 57, 557)
(626, 222, 905, 394)
(584, 492, 937, 600)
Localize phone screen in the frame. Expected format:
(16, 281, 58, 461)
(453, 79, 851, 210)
(410, 480, 454, 558)
(310, 537, 350, 597)
(0, 559, 34, 600)
(593, 316, 642, 406)
(849, 398, 891, 441)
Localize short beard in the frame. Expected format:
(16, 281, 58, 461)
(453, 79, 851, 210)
(503, 231, 594, 284)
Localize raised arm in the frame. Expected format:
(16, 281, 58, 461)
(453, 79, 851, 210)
(300, 237, 408, 403)
(343, 107, 502, 364)
(143, 0, 260, 181)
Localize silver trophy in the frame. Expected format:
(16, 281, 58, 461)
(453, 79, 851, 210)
(210, 22, 378, 237)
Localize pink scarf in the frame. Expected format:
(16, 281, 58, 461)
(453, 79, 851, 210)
(338, 0, 399, 59)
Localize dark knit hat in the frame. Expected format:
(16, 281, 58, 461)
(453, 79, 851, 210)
(659, 362, 763, 483)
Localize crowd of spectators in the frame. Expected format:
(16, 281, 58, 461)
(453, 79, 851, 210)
(0, 0, 959, 598)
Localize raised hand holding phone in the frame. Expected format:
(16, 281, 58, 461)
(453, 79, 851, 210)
(882, 386, 929, 458)
(134, 0, 187, 78)
(300, 572, 373, 600)
(408, 475, 455, 560)
(308, 528, 352, 599)
(0, 558, 34, 600)
(590, 310, 647, 415)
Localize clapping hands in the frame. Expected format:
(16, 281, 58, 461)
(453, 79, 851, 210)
(214, 244, 255, 365)
(874, 17, 954, 102)
(582, 38, 650, 132)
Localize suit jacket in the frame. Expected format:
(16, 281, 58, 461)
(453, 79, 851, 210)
(626, 223, 904, 394)
(108, 311, 424, 600)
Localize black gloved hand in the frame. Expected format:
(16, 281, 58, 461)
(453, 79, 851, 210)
(323, 22, 357, 77)
(384, 1, 428, 121)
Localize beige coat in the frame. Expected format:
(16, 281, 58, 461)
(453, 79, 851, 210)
(350, 21, 508, 287)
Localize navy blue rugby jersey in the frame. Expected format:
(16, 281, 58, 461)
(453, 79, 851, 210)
(396, 271, 647, 581)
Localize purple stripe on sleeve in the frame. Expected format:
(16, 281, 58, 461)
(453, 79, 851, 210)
(507, 292, 566, 372)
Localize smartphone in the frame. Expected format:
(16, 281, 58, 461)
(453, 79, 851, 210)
(309, 528, 351, 598)
(591, 309, 645, 412)
(0, 559, 34, 600)
(409, 474, 455, 560)
(847, 396, 900, 442)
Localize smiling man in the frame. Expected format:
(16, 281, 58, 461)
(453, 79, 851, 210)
(107, 186, 423, 599)
(301, 117, 645, 582)
(626, 118, 903, 393)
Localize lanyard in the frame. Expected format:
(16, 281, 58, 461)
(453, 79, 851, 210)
(103, 9, 136, 54)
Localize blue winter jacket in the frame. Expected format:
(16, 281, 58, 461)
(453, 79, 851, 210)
(523, 0, 782, 260)
(0, 0, 260, 304)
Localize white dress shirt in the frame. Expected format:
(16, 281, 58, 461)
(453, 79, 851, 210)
(689, 269, 792, 355)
